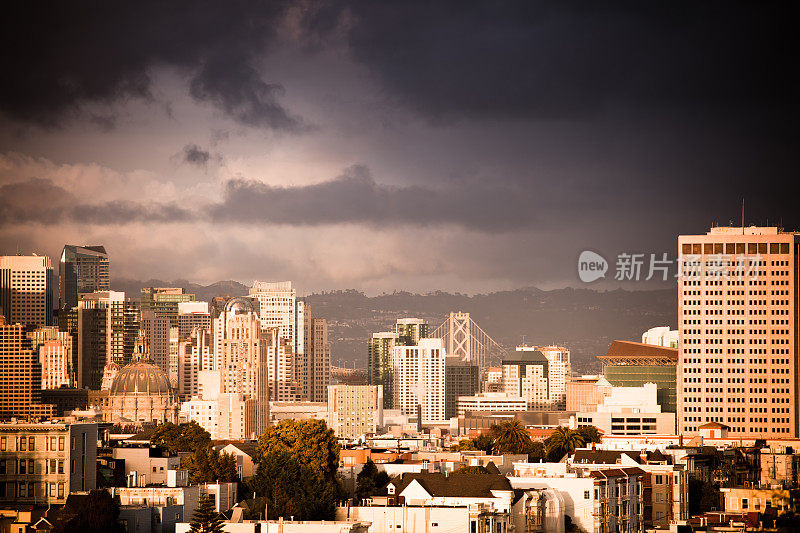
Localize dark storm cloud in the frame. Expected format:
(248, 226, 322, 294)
(0, 1, 301, 130)
(207, 165, 538, 231)
(182, 145, 212, 166)
(0, 178, 193, 225)
(333, 2, 797, 122)
(0, 168, 542, 231)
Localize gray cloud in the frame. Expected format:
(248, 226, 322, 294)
(0, 178, 194, 226)
(0, 167, 543, 231)
(182, 144, 212, 166)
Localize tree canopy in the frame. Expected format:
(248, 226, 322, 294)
(150, 421, 211, 453)
(256, 419, 340, 482)
(545, 427, 586, 461)
(150, 421, 237, 484)
(54, 490, 124, 533)
(189, 495, 225, 533)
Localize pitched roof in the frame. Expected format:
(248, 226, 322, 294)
(222, 441, 259, 458)
(392, 473, 512, 498)
(573, 450, 641, 465)
(699, 421, 730, 429)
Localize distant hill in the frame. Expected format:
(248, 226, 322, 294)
(111, 278, 249, 302)
(110, 280, 676, 374)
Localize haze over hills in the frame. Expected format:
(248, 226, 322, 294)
(111, 279, 677, 374)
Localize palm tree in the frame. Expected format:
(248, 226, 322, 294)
(575, 425, 603, 444)
(490, 420, 533, 455)
(545, 427, 585, 460)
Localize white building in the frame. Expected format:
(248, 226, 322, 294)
(510, 465, 645, 533)
(457, 392, 528, 416)
(180, 370, 258, 440)
(248, 280, 304, 362)
(28, 326, 73, 389)
(572, 382, 675, 436)
(641, 327, 678, 348)
(178, 327, 212, 399)
(502, 350, 550, 410)
(534, 345, 571, 410)
(212, 298, 269, 434)
(392, 338, 446, 424)
(0, 255, 53, 327)
(327, 384, 384, 439)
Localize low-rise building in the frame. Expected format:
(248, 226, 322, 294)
(112, 446, 182, 487)
(509, 465, 645, 533)
(572, 382, 675, 436)
(0, 421, 97, 504)
(457, 393, 528, 417)
(721, 486, 800, 515)
(110, 481, 237, 520)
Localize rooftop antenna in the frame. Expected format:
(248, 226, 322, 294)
(741, 198, 745, 234)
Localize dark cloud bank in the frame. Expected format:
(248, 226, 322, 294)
(0, 167, 539, 231)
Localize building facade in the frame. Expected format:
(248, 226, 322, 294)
(0, 255, 53, 327)
(445, 356, 480, 419)
(140, 287, 195, 327)
(457, 393, 528, 417)
(677, 226, 799, 437)
(327, 384, 384, 439)
(368, 331, 398, 410)
(392, 338, 446, 424)
(301, 316, 331, 402)
(28, 326, 73, 389)
(0, 421, 97, 504)
(502, 350, 550, 410)
(0, 316, 55, 419)
(213, 297, 269, 433)
(58, 245, 109, 311)
(77, 290, 125, 389)
(532, 346, 571, 410)
(598, 340, 678, 413)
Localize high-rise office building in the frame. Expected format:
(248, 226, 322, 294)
(248, 280, 304, 360)
(392, 337, 446, 424)
(141, 310, 170, 376)
(1, 255, 54, 327)
(77, 291, 125, 390)
(213, 297, 269, 433)
(678, 226, 799, 437)
(177, 301, 211, 340)
(0, 315, 55, 420)
(301, 316, 331, 402)
(502, 350, 549, 410)
(522, 345, 571, 410)
(28, 327, 73, 389)
(58, 245, 109, 310)
(393, 318, 428, 345)
(178, 327, 212, 399)
(368, 331, 397, 409)
(122, 300, 140, 364)
(139, 287, 195, 327)
(444, 356, 480, 419)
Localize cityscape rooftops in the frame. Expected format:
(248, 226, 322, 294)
(599, 340, 678, 366)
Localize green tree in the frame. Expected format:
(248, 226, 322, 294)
(452, 465, 490, 475)
(545, 427, 585, 461)
(256, 419, 340, 482)
(688, 478, 721, 515)
(189, 495, 224, 533)
(151, 421, 211, 453)
(491, 420, 534, 455)
(472, 433, 494, 453)
(182, 447, 239, 484)
(355, 459, 378, 500)
(575, 425, 602, 444)
(526, 440, 547, 462)
(247, 449, 338, 520)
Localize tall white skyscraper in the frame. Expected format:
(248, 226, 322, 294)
(392, 337, 446, 424)
(1, 255, 54, 327)
(178, 327, 212, 399)
(502, 349, 550, 410)
(212, 297, 269, 434)
(248, 281, 305, 359)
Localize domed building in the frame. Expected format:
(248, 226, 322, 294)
(91, 330, 179, 425)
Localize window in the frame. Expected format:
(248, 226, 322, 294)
(58, 461, 64, 474)
(50, 436, 56, 451)
(58, 437, 64, 451)
(50, 483, 56, 497)
(742, 498, 748, 509)
(0, 437, 5, 451)
(655, 475, 663, 485)
(20, 438, 26, 451)
(584, 490, 590, 499)
(19, 460, 27, 475)
(58, 483, 64, 498)
(153, 466, 157, 472)
(28, 437, 35, 450)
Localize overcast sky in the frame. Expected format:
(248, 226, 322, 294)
(1, 2, 797, 294)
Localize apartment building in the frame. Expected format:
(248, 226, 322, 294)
(392, 338, 446, 424)
(0, 421, 97, 504)
(0, 255, 53, 327)
(678, 226, 799, 437)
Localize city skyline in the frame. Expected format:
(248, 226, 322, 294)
(2, 3, 798, 294)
